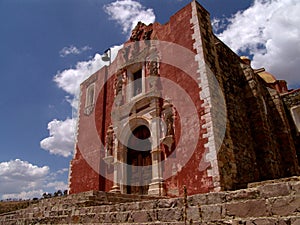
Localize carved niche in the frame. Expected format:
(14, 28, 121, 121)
(113, 70, 126, 106)
(104, 125, 115, 165)
(161, 100, 175, 151)
(145, 48, 160, 89)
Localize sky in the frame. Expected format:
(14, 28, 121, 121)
(0, 0, 299, 200)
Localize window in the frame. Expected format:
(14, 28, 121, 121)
(84, 83, 95, 115)
(86, 83, 95, 107)
(133, 69, 142, 96)
(125, 63, 146, 102)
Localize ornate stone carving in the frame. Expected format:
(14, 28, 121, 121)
(146, 52, 160, 89)
(147, 61, 159, 76)
(130, 22, 144, 41)
(114, 71, 126, 96)
(105, 125, 114, 157)
(161, 100, 175, 151)
(104, 125, 114, 165)
(130, 22, 153, 42)
(122, 46, 131, 62)
(162, 100, 175, 136)
(113, 70, 126, 106)
(84, 105, 94, 116)
(143, 29, 153, 41)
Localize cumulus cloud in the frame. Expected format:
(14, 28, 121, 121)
(40, 118, 76, 157)
(0, 159, 48, 199)
(104, 0, 155, 34)
(214, 0, 300, 87)
(46, 181, 68, 191)
(0, 159, 68, 199)
(59, 45, 91, 57)
(2, 190, 44, 200)
(56, 168, 69, 174)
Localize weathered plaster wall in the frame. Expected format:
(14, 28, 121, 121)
(69, 68, 116, 194)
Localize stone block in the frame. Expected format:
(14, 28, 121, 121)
(131, 210, 149, 223)
(224, 199, 268, 218)
(258, 182, 291, 198)
(137, 200, 155, 210)
(157, 198, 179, 208)
(186, 206, 201, 221)
(187, 193, 207, 206)
(157, 208, 183, 222)
(225, 188, 259, 202)
(291, 182, 300, 195)
(291, 217, 300, 225)
(201, 204, 222, 221)
(246, 218, 278, 225)
(268, 195, 300, 216)
(206, 192, 226, 205)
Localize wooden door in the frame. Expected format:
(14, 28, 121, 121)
(127, 125, 152, 195)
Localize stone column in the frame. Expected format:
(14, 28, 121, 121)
(109, 134, 121, 193)
(120, 147, 128, 194)
(148, 101, 165, 196)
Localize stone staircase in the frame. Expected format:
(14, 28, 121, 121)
(1, 177, 300, 224)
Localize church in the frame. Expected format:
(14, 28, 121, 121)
(68, 0, 300, 197)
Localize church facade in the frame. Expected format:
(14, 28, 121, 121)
(68, 0, 300, 197)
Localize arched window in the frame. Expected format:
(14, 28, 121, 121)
(84, 83, 95, 115)
(133, 69, 142, 96)
(86, 83, 95, 107)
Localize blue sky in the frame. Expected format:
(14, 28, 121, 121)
(0, 0, 299, 199)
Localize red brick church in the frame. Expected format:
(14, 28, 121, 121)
(68, 0, 300, 197)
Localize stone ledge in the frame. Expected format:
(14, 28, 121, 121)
(248, 176, 300, 188)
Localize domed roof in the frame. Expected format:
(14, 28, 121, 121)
(257, 71, 277, 83)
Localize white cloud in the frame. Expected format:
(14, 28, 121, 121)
(56, 168, 69, 174)
(0, 159, 68, 200)
(59, 45, 92, 57)
(104, 0, 155, 34)
(214, 0, 300, 87)
(46, 181, 68, 191)
(0, 159, 48, 199)
(2, 190, 44, 200)
(40, 118, 76, 157)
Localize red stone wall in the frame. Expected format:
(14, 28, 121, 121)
(69, 67, 115, 194)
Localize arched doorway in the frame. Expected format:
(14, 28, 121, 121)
(127, 125, 152, 195)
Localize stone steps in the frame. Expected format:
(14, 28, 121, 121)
(0, 176, 300, 224)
